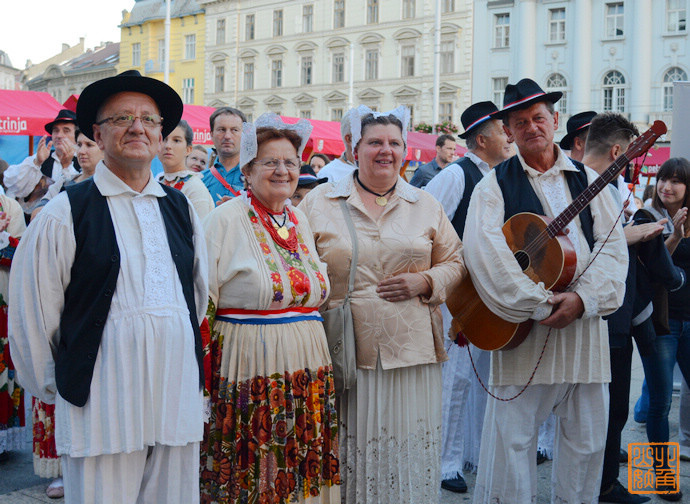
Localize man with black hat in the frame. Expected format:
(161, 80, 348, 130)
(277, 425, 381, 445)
(409, 133, 457, 188)
(9, 70, 208, 504)
(425, 101, 511, 494)
(560, 110, 596, 163)
(5, 109, 80, 204)
(463, 78, 627, 503)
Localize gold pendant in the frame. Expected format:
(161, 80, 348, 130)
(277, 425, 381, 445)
(375, 196, 388, 206)
(277, 226, 289, 239)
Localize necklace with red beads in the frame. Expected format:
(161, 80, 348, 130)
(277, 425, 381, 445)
(248, 190, 299, 252)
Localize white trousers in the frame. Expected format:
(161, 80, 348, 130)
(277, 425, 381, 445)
(62, 442, 200, 504)
(473, 383, 608, 504)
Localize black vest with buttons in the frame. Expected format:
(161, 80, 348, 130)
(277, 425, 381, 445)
(494, 155, 595, 251)
(58, 178, 204, 407)
(449, 156, 485, 240)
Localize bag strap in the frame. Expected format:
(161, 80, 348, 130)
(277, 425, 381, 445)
(339, 198, 358, 302)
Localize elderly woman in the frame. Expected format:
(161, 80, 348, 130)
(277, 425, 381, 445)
(158, 120, 214, 220)
(200, 113, 340, 503)
(300, 106, 465, 503)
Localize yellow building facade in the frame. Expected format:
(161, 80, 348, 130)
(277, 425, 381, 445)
(118, 0, 205, 105)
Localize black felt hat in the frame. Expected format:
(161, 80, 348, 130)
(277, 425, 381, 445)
(559, 111, 597, 150)
(458, 101, 503, 139)
(501, 78, 562, 114)
(77, 70, 183, 140)
(44, 109, 77, 134)
(297, 165, 327, 187)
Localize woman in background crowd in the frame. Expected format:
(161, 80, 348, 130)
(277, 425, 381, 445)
(158, 120, 214, 220)
(69, 130, 103, 184)
(308, 153, 330, 174)
(187, 145, 208, 173)
(300, 106, 464, 503)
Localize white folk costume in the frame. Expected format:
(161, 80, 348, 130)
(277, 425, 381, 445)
(9, 163, 208, 503)
(465, 148, 627, 504)
(301, 172, 465, 504)
(0, 195, 26, 455)
(159, 169, 214, 220)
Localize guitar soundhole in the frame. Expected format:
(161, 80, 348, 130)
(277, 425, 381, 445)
(514, 250, 530, 271)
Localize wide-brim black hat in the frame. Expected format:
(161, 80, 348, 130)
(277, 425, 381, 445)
(45, 109, 77, 134)
(559, 111, 597, 150)
(77, 70, 183, 140)
(458, 101, 503, 139)
(501, 78, 562, 114)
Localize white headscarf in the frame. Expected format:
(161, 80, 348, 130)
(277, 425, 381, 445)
(4, 161, 44, 199)
(239, 113, 313, 169)
(350, 105, 411, 156)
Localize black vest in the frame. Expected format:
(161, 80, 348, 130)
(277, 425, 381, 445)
(41, 155, 80, 179)
(58, 179, 204, 407)
(494, 156, 595, 251)
(449, 156, 484, 240)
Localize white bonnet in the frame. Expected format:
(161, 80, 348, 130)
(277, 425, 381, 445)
(350, 105, 411, 156)
(4, 161, 44, 199)
(239, 113, 313, 169)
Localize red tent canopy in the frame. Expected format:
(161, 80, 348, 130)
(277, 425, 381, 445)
(0, 89, 63, 136)
(62, 94, 79, 113)
(182, 104, 217, 145)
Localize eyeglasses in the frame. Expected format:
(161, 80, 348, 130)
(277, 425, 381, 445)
(95, 113, 163, 129)
(254, 157, 301, 171)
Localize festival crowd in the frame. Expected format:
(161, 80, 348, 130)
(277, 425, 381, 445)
(0, 70, 688, 504)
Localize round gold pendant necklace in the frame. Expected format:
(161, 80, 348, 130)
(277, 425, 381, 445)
(269, 211, 289, 239)
(355, 170, 396, 207)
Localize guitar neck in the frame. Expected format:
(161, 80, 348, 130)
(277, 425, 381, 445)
(546, 155, 629, 238)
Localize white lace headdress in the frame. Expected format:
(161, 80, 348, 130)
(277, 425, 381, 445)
(239, 113, 313, 169)
(350, 105, 411, 156)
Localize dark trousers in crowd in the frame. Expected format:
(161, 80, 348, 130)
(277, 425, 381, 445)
(600, 338, 634, 491)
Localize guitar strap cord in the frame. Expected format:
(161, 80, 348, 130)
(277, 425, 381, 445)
(467, 171, 634, 401)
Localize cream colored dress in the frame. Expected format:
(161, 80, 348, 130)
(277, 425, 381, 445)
(201, 194, 340, 503)
(300, 173, 465, 504)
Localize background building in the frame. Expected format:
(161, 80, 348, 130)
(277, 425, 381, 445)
(200, 0, 473, 128)
(471, 0, 688, 141)
(25, 43, 119, 103)
(0, 51, 20, 90)
(118, 0, 206, 105)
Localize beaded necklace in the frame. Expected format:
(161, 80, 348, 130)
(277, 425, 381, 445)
(248, 190, 299, 252)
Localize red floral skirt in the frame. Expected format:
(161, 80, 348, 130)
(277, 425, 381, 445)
(0, 304, 25, 452)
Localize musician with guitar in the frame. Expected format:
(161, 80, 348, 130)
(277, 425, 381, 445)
(464, 79, 629, 504)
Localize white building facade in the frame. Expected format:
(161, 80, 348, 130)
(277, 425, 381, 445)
(200, 0, 473, 129)
(471, 0, 688, 140)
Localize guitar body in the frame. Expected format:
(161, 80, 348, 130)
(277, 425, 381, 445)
(447, 212, 577, 351)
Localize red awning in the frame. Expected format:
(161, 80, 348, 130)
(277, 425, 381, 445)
(62, 94, 79, 113)
(0, 89, 63, 136)
(641, 146, 670, 169)
(182, 104, 217, 145)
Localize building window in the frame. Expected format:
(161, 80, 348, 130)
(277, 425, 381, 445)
(301, 56, 313, 85)
(442, 0, 455, 13)
(605, 3, 624, 38)
(667, 0, 687, 32)
(215, 65, 225, 93)
(273, 10, 284, 37)
(300, 110, 312, 119)
(132, 43, 141, 66)
(439, 102, 453, 123)
(548, 8, 566, 43)
(246, 14, 255, 40)
(546, 73, 568, 114)
(494, 13, 510, 48)
(663, 67, 688, 111)
(184, 34, 196, 60)
(401, 45, 415, 77)
(331, 108, 344, 121)
(441, 40, 454, 74)
(182, 78, 194, 104)
(158, 39, 166, 64)
(244, 62, 254, 90)
(217, 19, 226, 45)
(303, 5, 314, 32)
(403, 0, 415, 18)
(365, 49, 379, 80)
(271, 59, 283, 88)
(334, 0, 345, 28)
(332, 53, 345, 83)
(493, 77, 508, 106)
(367, 0, 379, 24)
(407, 105, 415, 130)
(602, 70, 626, 112)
